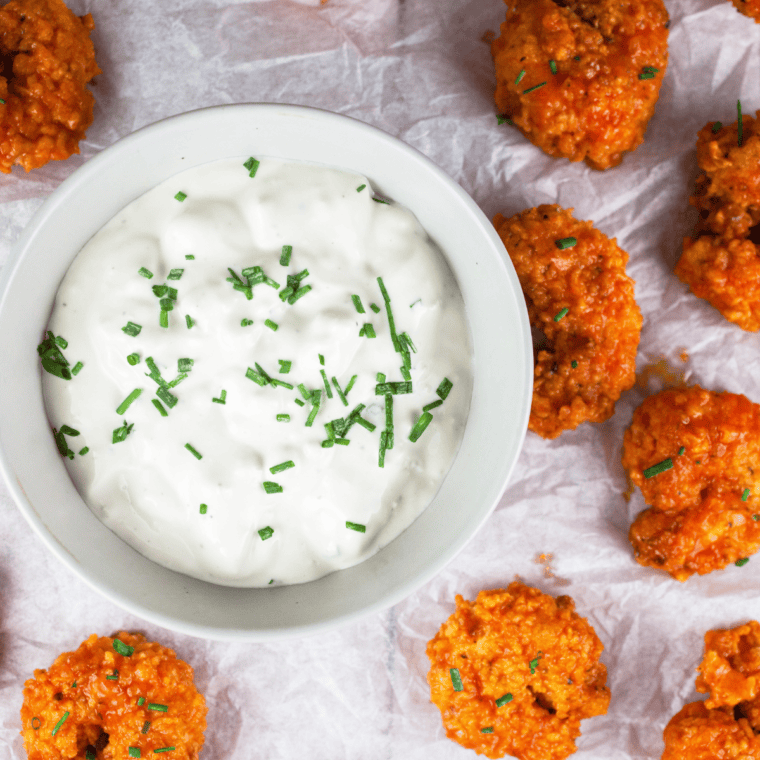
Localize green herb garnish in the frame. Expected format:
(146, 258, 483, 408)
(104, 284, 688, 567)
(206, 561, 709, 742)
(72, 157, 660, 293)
(199, 504, 207, 514)
(141, 721, 151, 733)
(51, 712, 69, 736)
(152, 399, 168, 417)
(174, 191, 187, 202)
(738, 100, 744, 147)
(106, 671, 118, 681)
(529, 653, 542, 674)
(127, 353, 141, 366)
(678, 446, 685, 456)
(265, 319, 278, 332)
(116, 388, 143, 415)
(71, 361, 84, 376)
(270, 460, 295, 474)
(113, 638, 135, 656)
(185, 315, 194, 329)
(436, 378, 453, 400)
(736, 557, 750, 567)
(480, 727, 494, 734)
(496, 693, 513, 707)
(450, 668, 464, 691)
(153, 748, 176, 755)
(712, 121, 723, 133)
(112, 420, 134, 444)
(352, 294, 366, 313)
(515, 69, 525, 85)
(523, 81, 546, 94)
(743, 488, 751, 502)
(167, 268, 184, 280)
(122, 322, 142, 337)
(78, 447, 89, 456)
(128, 747, 141, 758)
(346, 521, 366, 533)
(359, 323, 377, 338)
(638, 65, 659, 80)
(185, 254, 195, 260)
(212, 390, 227, 404)
(138, 267, 154, 279)
(185, 443, 202, 460)
(643, 458, 673, 478)
(555, 237, 577, 249)
(356, 184, 366, 192)
(147, 703, 168, 712)
(244, 156, 260, 177)
(554, 307, 569, 322)
(409, 411, 433, 442)
(276, 413, 290, 422)
(549, 59, 557, 74)
(280, 244, 292, 266)
(258, 526, 275, 539)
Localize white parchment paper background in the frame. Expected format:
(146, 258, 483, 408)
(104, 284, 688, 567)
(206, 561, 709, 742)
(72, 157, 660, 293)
(2, 0, 760, 757)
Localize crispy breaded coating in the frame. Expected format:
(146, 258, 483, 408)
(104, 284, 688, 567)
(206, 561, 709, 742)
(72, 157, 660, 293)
(490, 0, 669, 170)
(662, 701, 760, 760)
(623, 386, 760, 580)
(20, 632, 206, 760)
(494, 205, 641, 439)
(730, 0, 760, 23)
(0, 0, 100, 173)
(426, 583, 610, 760)
(676, 112, 760, 330)
(662, 622, 760, 759)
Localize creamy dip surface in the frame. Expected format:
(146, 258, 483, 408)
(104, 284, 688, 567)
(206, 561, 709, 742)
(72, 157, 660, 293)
(42, 157, 473, 587)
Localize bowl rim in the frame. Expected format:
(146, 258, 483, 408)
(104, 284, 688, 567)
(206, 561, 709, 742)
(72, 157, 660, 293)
(0, 103, 532, 640)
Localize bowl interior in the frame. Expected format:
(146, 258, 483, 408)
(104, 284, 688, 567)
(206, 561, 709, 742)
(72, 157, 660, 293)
(0, 104, 531, 640)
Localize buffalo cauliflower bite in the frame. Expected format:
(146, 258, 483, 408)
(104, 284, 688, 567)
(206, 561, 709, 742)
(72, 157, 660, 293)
(494, 205, 641, 439)
(676, 112, 760, 331)
(20, 632, 207, 760)
(490, 0, 669, 170)
(0, 0, 100, 173)
(426, 583, 610, 760)
(623, 386, 760, 580)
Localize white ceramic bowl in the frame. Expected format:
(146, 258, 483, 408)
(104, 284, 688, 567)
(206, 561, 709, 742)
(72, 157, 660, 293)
(0, 104, 531, 640)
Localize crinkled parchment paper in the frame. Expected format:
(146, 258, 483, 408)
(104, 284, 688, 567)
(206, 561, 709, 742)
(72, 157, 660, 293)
(2, 0, 760, 757)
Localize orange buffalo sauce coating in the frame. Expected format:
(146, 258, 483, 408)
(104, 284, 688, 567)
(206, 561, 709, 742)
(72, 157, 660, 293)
(426, 584, 610, 760)
(495, 205, 641, 439)
(0, 0, 100, 173)
(624, 386, 760, 580)
(662, 622, 760, 759)
(730, 0, 760, 22)
(676, 113, 760, 330)
(490, 0, 669, 170)
(20, 632, 207, 760)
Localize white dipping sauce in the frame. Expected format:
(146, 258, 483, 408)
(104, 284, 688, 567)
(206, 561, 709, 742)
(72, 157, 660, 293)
(43, 157, 473, 587)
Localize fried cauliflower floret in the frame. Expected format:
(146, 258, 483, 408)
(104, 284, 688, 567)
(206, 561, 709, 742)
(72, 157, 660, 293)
(490, 0, 669, 170)
(20, 632, 207, 760)
(623, 386, 760, 580)
(426, 584, 610, 760)
(494, 205, 641, 439)
(662, 701, 760, 760)
(676, 112, 760, 330)
(0, 0, 100, 173)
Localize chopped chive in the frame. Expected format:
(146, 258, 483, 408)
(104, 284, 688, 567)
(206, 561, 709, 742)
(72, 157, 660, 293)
(142, 721, 151, 734)
(376, 381, 412, 395)
(185, 443, 203, 460)
(377, 372, 386, 383)
(113, 638, 135, 656)
(553, 307, 569, 322)
(270, 460, 295, 475)
(712, 121, 723, 133)
(523, 81, 547, 94)
(423, 399, 443, 412)
(138, 267, 153, 279)
(199, 503, 207, 514)
(246, 366, 268, 386)
(276, 413, 290, 422)
(152, 399, 168, 417)
(409, 412, 433, 442)
(174, 191, 187, 202)
(127, 353, 141, 366)
(335, 437, 351, 445)
(571, 360, 578, 368)
(185, 254, 195, 260)
(31, 717, 41, 730)
(258, 526, 275, 539)
(289, 284, 312, 304)
(754, 515, 759, 521)
(738, 100, 743, 147)
(263, 480, 283, 494)
(60, 424, 79, 436)
(322, 440, 335, 448)
(147, 703, 168, 712)
(185, 315, 194, 329)
(638, 65, 659, 80)
(280, 244, 293, 266)
(129, 747, 141, 758)
(153, 749, 176, 755)
(377, 276, 400, 352)
(373, 197, 390, 205)
(643, 458, 673, 478)
(480, 727, 494, 734)
(529, 653, 541, 674)
(240, 318, 254, 327)
(106, 671, 118, 681)
(159, 310, 169, 329)
(743, 488, 751, 502)
(167, 268, 184, 280)
(265, 319, 278, 332)
(244, 156, 260, 177)
(159, 298, 174, 312)
(369, 303, 381, 314)
(549, 59, 557, 74)
(78, 447, 89, 456)
(137, 697, 146, 706)
(344, 375, 358, 395)
(122, 321, 142, 337)
(152, 284, 168, 298)
(278, 360, 292, 374)
(177, 358, 193, 373)
(331, 377, 349, 407)
(86, 751, 95, 760)
(305, 389, 322, 427)
(359, 323, 377, 338)
(515, 69, 525, 85)
(112, 420, 134, 444)
(450, 668, 464, 691)
(51, 712, 69, 736)
(352, 294, 366, 314)
(555, 237, 577, 249)
(116, 388, 143, 415)
(356, 184, 366, 192)
(496, 114, 514, 125)
(678, 446, 685, 456)
(294, 398, 305, 407)
(212, 390, 227, 405)
(496, 693, 513, 707)
(436, 378, 453, 400)
(736, 557, 750, 567)
(346, 521, 366, 533)
(320, 369, 333, 399)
